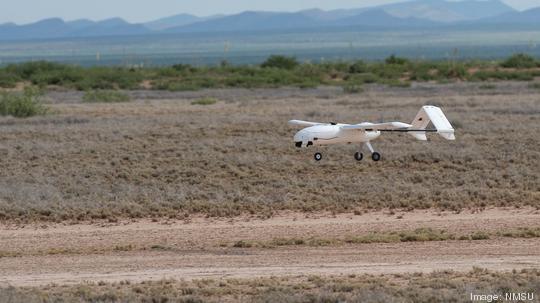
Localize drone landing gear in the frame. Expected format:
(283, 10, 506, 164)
(354, 152, 363, 161)
(314, 152, 323, 161)
(364, 142, 381, 162)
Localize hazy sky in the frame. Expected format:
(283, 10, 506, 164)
(1, 0, 539, 24)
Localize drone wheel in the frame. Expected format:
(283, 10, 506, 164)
(372, 152, 381, 162)
(354, 152, 363, 161)
(314, 152, 323, 161)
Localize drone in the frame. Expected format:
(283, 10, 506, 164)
(289, 105, 455, 161)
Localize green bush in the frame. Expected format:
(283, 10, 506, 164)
(0, 71, 21, 88)
(437, 62, 467, 79)
(171, 63, 195, 72)
(500, 53, 538, 69)
(1, 55, 538, 92)
(5, 61, 70, 79)
(349, 60, 368, 73)
(261, 55, 299, 70)
(0, 87, 48, 118)
(385, 54, 409, 65)
(82, 90, 131, 103)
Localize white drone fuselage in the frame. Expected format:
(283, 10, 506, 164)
(294, 124, 382, 148)
(290, 105, 455, 161)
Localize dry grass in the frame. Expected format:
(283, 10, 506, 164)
(1, 225, 539, 259)
(225, 227, 540, 248)
(1, 269, 539, 303)
(0, 82, 538, 222)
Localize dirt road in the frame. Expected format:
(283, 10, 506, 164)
(1, 208, 540, 287)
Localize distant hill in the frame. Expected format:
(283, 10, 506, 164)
(476, 7, 540, 25)
(144, 14, 215, 30)
(330, 9, 437, 28)
(0, 0, 537, 41)
(68, 18, 150, 37)
(0, 17, 148, 41)
(165, 11, 320, 33)
(166, 8, 439, 33)
(298, 0, 514, 23)
(377, 0, 515, 22)
(0, 18, 73, 40)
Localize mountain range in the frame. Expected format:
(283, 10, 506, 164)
(0, 0, 538, 41)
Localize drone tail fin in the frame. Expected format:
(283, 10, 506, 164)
(409, 106, 455, 140)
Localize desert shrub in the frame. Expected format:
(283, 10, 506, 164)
(409, 62, 438, 81)
(501, 227, 540, 238)
(172, 63, 196, 72)
(349, 60, 368, 73)
(5, 61, 70, 79)
(261, 55, 299, 70)
(0, 87, 47, 118)
(373, 63, 408, 80)
(500, 53, 538, 69)
(470, 231, 490, 240)
(232, 240, 254, 248)
(398, 228, 453, 242)
(3, 62, 145, 90)
(385, 54, 409, 65)
(437, 62, 467, 79)
(82, 90, 131, 103)
(0, 71, 21, 88)
(75, 67, 143, 90)
(191, 97, 217, 105)
(346, 73, 379, 84)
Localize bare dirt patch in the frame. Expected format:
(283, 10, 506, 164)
(1, 208, 539, 287)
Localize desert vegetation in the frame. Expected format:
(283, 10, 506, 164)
(0, 54, 539, 92)
(0, 82, 538, 222)
(226, 227, 540, 248)
(2, 269, 539, 303)
(0, 87, 48, 118)
(191, 97, 218, 106)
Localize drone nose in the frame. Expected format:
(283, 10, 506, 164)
(294, 130, 306, 143)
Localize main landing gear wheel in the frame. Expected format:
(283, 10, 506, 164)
(314, 152, 323, 161)
(354, 152, 363, 161)
(372, 152, 381, 162)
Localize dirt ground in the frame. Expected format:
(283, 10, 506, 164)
(0, 82, 539, 293)
(1, 208, 540, 287)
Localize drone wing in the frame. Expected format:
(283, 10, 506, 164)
(340, 122, 412, 131)
(288, 120, 325, 127)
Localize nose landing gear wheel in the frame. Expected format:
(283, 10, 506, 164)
(314, 152, 323, 161)
(354, 152, 363, 161)
(372, 152, 381, 162)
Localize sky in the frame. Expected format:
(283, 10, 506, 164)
(1, 0, 539, 24)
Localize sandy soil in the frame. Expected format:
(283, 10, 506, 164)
(2, 208, 539, 287)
